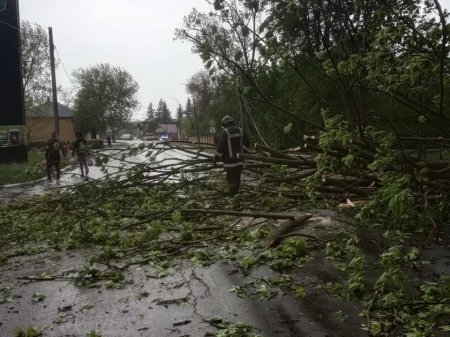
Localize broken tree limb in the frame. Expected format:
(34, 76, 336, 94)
(323, 178, 369, 197)
(155, 297, 188, 306)
(181, 209, 303, 220)
(254, 143, 299, 160)
(261, 169, 317, 182)
(240, 153, 316, 167)
(268, 214, 314, 248)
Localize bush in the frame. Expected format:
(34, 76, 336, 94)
(88, 140, 104, 149)
(27, 142, 46, 150)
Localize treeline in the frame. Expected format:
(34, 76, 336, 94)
(144, 99, 179, 134)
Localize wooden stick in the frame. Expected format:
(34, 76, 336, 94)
(181, 208, 306, 220)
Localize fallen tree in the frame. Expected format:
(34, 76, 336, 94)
(0, 130, 448, 336)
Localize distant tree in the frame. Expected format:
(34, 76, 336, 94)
(145, 102, 158, 133)
(185, 71, 221, 135)
(176, 104, 183, 139)
(146, 102, 156, 121)
(176, 104, 184, 119)
(156, 99, 172, 123)
(72, 87, 103, 138)
(186, 71, 215, 104)
(185, 98, 193, 119)
(73, 63, 139, 139)
(181, 97, 195, 137)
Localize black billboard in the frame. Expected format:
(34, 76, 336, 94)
(0, 0, 25, 126)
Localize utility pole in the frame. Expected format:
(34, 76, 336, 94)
(48, 27, 59, 137)
(192, 97, 199, 143)
(178, 105, 182, 140)
(170, 97, 182, 140)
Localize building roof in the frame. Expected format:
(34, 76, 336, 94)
(32, 101, 74, 118)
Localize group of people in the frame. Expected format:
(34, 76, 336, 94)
(45, 115, 248, 195)
(45, 131, 89, 182)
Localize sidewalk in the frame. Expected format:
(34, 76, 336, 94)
(0, 141, 130, 203)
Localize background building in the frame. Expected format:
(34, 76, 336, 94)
(27, 100, 75, 143)
(155, 123, 178, 140)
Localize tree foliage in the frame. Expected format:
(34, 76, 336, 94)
(73, 63, 139, 136)
(176, 0, 450, 146)
(182, 70, 224, 136)
(144, 99, 177, 135)
(145, 102, 158, 133)
(20, 21, 52, 138)
(20, 20, 52, 108)
(156, 99, 172, 123)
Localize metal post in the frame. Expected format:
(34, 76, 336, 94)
(178, 107, 182, 140)
(170, 98, 182, 141)
(48, 27, 59, 137)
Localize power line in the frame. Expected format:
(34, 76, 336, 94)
(23, 22, 74, 88)
(54, 46, 76, 87)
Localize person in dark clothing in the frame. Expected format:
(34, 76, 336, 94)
(72, 132, 89, 177)
(45, 132, 63, 182)
(216, 115, 250, 196)
(106, 135, 112, 148)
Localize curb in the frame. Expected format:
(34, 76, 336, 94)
(0, 164, 75, 189)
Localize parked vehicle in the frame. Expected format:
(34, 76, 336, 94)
(119, 134, 134, 140)
(159, 135, 169, 142)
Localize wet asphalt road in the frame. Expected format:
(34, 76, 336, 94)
(0, 140, 201, 204)
(0, 214, 368, 337)
(0, 142, 374, 336)
(0, 248, 333, 337)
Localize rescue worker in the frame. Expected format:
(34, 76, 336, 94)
(215, 115, 250, 196)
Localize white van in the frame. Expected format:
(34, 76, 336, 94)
(119, 134, 134, 140)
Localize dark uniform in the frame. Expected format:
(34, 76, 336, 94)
(217, 115, 250, 196)
(45, 133, 62, 181)
(72, 132, 89, 177)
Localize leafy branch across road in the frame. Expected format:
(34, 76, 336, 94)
(1, 131, 449, 336)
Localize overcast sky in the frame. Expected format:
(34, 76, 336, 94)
(19, 0, 450, 120)
(19, 0, 212, 120)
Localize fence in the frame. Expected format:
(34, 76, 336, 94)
(184, 135, 217, 145)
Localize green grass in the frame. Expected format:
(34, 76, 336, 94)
(0, 148, 70, 186)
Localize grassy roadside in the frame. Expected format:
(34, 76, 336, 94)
(0, 147, 71, 186)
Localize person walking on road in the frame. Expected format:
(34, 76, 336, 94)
(72, 132, 89, 177)
(45, 132, 64, 182)
(106, 135, 112, 148)
(215, 115, 250, 196)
